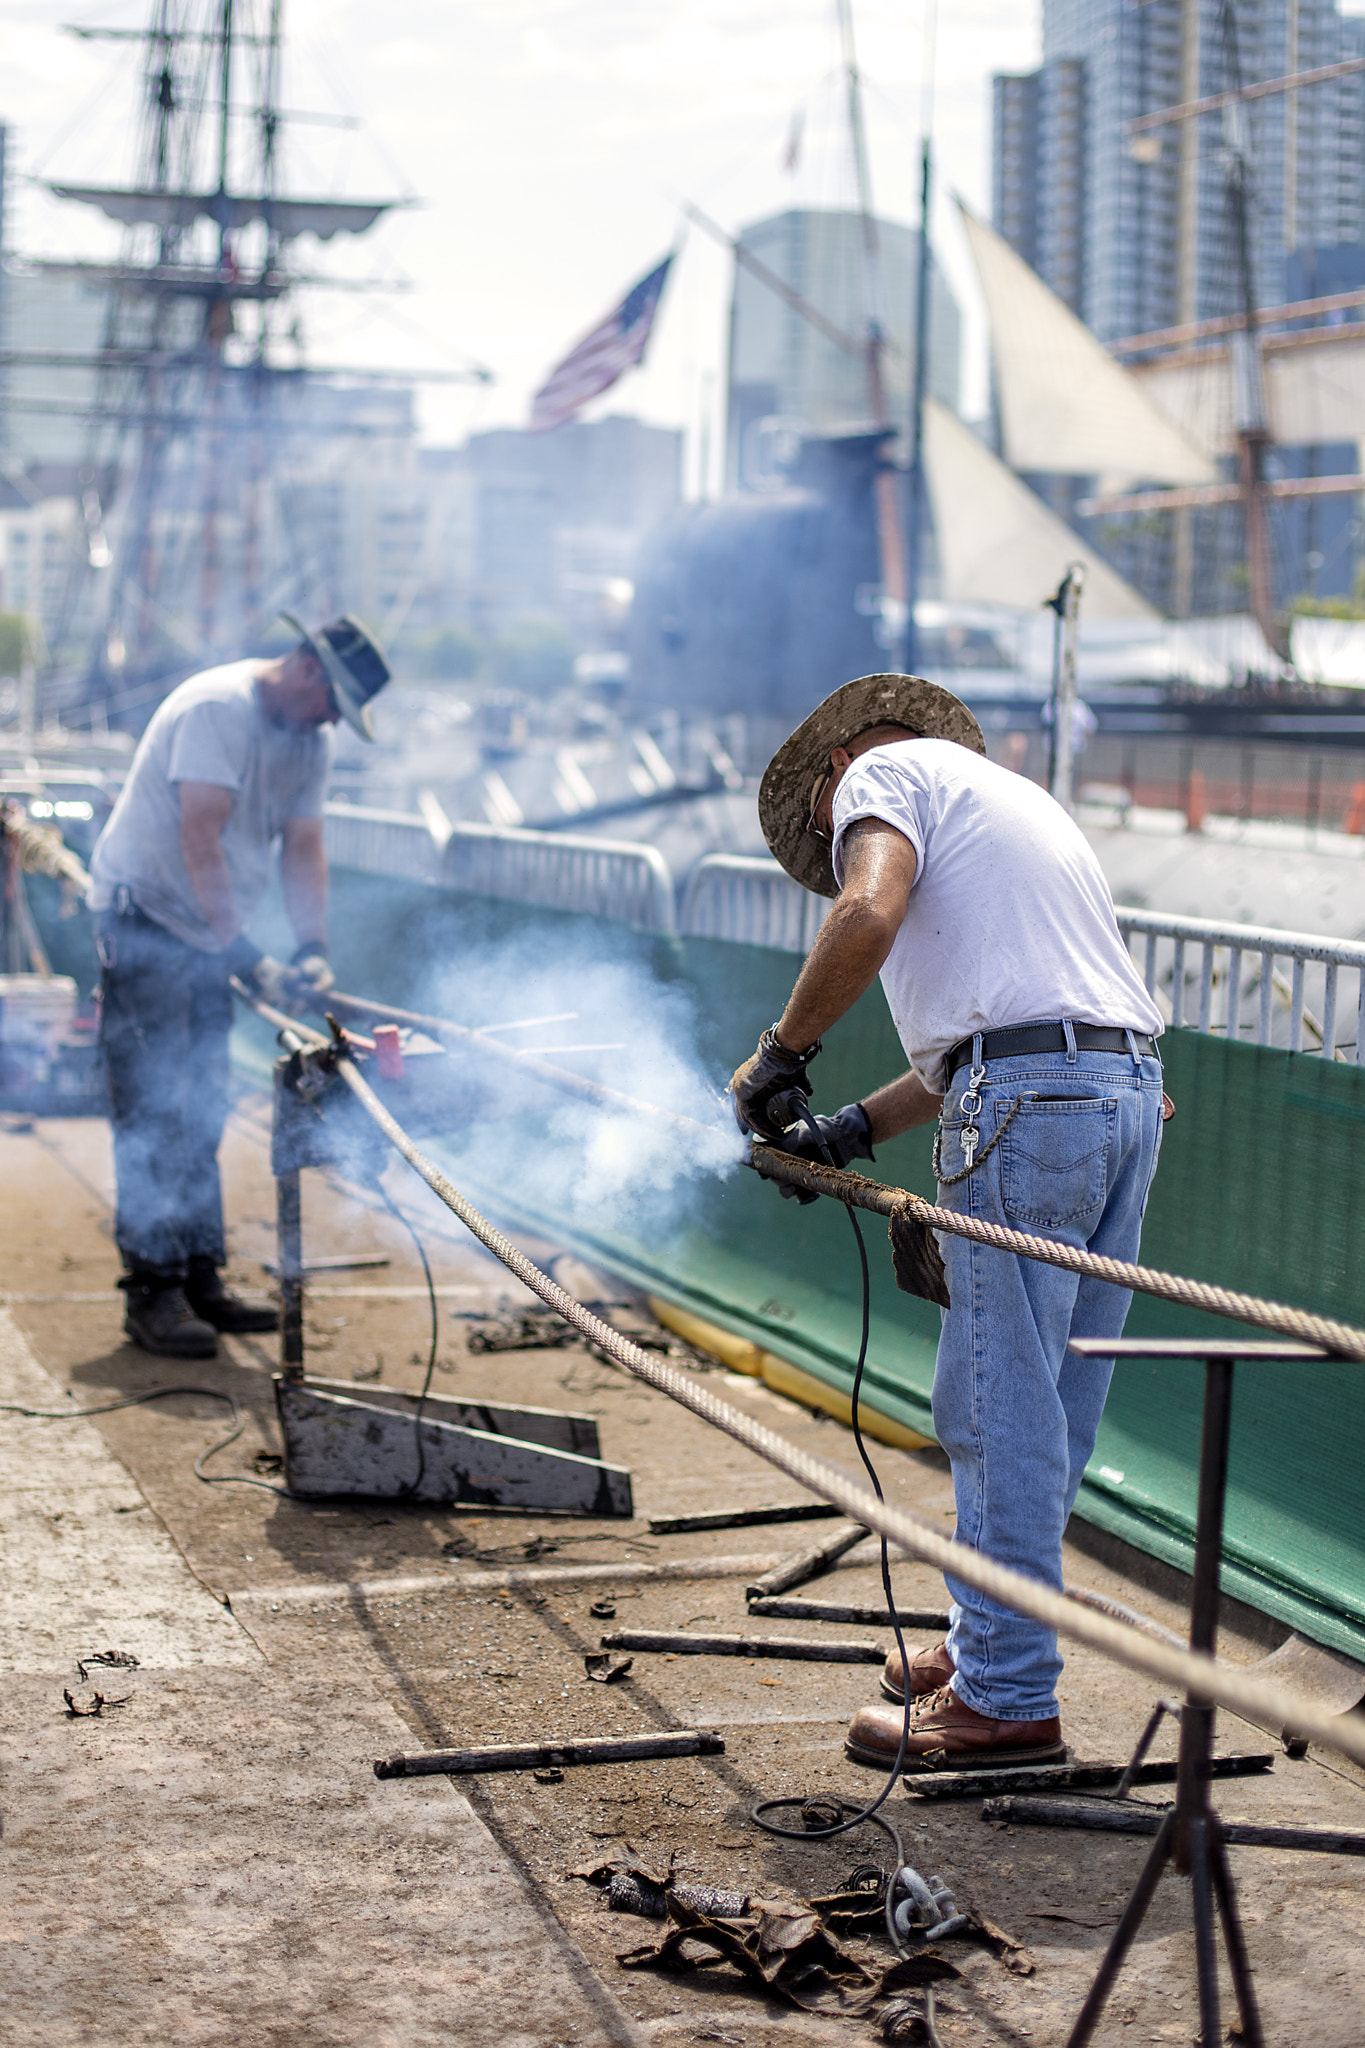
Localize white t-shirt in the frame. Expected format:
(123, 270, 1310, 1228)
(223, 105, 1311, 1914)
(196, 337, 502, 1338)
(831, 739, 1163, 1092)
(90, 661, 333, 951)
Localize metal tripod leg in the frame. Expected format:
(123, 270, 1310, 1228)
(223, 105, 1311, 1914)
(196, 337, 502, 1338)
(1189, 1816, 1221, 2047)
(1066, 1812, 1175, 2048)
(1211, 1824, 1265, 2048)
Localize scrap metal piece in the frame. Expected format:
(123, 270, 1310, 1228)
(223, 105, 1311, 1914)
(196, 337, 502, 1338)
(275, 1374, 632, 1514)
(599, 1629, 883, 1663)
(906, 1753, 1276, 1801)
(983, 1794, 1365, 1854)
(749, 1597, 951, 1628)
(744, 1522, 871, 1600)
(648, 1501, 840, 1535)
(584, 1652, 634, 1683)
(374, 1729, 725, 1778)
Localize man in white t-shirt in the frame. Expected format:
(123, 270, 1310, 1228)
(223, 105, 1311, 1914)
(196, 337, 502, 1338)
(730, 672, 1165, 1770)
(89, 616, 390, 1357)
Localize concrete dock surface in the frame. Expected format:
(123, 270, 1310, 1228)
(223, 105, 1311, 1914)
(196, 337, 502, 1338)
(3, 1095, 1364, 2047)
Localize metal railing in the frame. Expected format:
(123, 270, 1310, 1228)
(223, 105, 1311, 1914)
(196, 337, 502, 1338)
(325, 803, 676, 934)
(325, 813, 1365, 1062)
(1117, 907, 1365, 1062)
(680, 853, 830, 952)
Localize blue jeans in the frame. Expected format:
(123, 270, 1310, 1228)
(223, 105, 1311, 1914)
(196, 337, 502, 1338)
(931, 1044, 1165, 1722)
(97, 907, 232, 1275)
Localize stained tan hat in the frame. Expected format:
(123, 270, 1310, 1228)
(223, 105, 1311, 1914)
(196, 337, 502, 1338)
(758, 672, 986, 898)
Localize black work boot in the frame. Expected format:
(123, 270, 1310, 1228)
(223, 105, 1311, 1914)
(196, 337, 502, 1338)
(186, 1256, 279, 1335)
(121, 1275, 218, 1358)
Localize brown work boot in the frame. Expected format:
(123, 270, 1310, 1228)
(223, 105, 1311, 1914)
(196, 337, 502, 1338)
(845, 1685, 1065, 1771)
(122, 1281, 218, 1359)
(881, 1638, 955, 1703)
(186, 1257, 279, 1335)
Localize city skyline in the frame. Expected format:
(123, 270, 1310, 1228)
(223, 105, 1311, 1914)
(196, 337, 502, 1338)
(0, 0, 1046, 472)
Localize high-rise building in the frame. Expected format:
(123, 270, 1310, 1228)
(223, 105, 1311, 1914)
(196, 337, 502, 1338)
(994, 0, 1365, 344)
(992, 1, 1365, 611)
(724, 208, 961, 489)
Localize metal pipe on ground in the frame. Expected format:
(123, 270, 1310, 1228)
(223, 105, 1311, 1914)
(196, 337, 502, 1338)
(375, 1730, 725, 1779)
(227, 985, 1365, 1769)
(597, 1630, 885, 1663)
(745, 1521, 871, 1599)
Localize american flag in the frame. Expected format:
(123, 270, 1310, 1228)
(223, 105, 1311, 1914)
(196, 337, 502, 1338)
(529, 256, 673, 433)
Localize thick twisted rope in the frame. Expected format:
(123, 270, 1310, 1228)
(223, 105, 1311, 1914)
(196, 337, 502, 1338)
(315, 1042, 1365, 1767)
(749, 1148, 1365, 1363)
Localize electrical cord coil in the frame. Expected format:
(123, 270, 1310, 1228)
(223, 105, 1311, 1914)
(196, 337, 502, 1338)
(232, 988, 1365, 1767)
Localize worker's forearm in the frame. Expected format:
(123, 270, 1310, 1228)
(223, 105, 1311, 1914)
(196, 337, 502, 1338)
(776, 897, 902, 1051)
(180, 831, 242, 946)
(861, 1069, 942, 1143)
(281, 841, 328, 950)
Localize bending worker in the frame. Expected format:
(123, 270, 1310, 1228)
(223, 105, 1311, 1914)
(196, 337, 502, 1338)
(731, 673, 1165, 1771)
(89, 616, 391, 1358)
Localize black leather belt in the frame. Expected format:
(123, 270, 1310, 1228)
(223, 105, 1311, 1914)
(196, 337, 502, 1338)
(946, 1022, 1159, 1081)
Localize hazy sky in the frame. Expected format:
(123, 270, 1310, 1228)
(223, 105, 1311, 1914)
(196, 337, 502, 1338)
(1, 3, 1046, 473)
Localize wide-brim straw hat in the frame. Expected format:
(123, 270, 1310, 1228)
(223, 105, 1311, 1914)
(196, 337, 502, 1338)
(759, 672, 986, 898)
(279, 612, 391, 742)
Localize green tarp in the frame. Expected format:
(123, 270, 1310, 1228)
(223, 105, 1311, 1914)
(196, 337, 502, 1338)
(260, 868, 1365, 1662)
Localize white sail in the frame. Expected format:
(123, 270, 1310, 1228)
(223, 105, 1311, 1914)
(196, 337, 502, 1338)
(923, 400, 1160, 622)
(48, 185, 395, 241)
(1133, 334, 1365, 460)
(958, 202, 1218, 485)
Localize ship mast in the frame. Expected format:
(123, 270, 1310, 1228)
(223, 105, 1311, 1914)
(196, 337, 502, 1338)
(1219, 0, 1287, 662)
(836, 0, 909, 672)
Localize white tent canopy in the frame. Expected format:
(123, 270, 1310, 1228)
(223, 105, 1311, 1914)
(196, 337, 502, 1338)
(957, 202, 1217, 486)
(922, 399, 1160, 623)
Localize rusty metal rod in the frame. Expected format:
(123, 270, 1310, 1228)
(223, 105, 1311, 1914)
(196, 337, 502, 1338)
(599, 1629, 884, 1662)
(747, 1596, 951, 1628)
(648, 1501, 840, 1534)
(983, 1796, 1365, 1854)
(374, 1729, 725, 1778)
(745, 1521, 871, 1599)
(322, 986, 721, 1140)
(903, 1755, 1275, 1802)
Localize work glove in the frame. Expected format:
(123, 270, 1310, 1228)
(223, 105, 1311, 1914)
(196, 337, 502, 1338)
(288, 943, 335, 997)
(776, 1101, 875, 1204)
(222, 934, 292, 1005)
(729, 1024, 821, 1142)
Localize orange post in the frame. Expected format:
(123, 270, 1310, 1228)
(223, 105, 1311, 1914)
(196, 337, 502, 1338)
(1186, 768, 1207, 833)
(1344, 780, 1365, 836)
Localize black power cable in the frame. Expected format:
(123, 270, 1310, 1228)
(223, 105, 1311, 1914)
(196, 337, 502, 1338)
(0, 1385, 293, 1495)
(749, 1104, 920, 1959)
(378, 1177, 440, 1496)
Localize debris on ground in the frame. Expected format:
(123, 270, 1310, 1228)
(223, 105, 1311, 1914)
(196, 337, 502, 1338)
(616, 1893, 960, 2018)
(75, 1648, 140, 1683)
(570, 1852, 749, 1920)
(62, 1688, 132, 1718)
(583, 1651, 634, 1683)
(589, 1599, 617, 1619)
(465, 1307, 580, 1353)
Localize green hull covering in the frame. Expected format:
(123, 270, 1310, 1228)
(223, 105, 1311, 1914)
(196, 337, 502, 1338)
(241, 867, 1365, 1663)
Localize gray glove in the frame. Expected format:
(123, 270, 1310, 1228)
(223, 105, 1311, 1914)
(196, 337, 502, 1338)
(729, 1025, 821, 1141)
(288, 944, 335, 996)
(222, 934, 291, 1005)
(776, 1101, 874, 1203)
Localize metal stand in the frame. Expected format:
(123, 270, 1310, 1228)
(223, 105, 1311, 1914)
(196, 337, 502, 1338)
(266, 1043, 634, 1514)
(1053, 1337, 1365, 2048)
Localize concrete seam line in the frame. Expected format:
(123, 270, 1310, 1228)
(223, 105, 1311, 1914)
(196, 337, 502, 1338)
(331, 1052, 1365, 1769)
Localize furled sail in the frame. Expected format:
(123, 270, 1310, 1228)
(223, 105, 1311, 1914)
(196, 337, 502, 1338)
(1132, 334, 1365, 460)
(47, 186, 395, 240)
(923, 399, 1160, 622)
(957, 202, 1217, 486)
